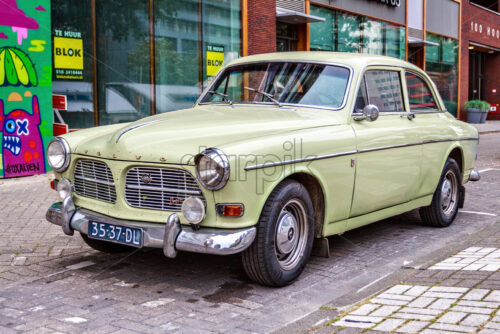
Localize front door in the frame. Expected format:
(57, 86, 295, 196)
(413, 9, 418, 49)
(349, 68, 422, 224)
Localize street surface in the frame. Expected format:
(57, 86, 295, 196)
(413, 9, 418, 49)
(0, 132, 499, 334)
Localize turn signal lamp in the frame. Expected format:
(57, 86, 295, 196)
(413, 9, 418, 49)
(216, 204, 244, 217)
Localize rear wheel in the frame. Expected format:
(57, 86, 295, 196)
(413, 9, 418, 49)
(420, 158, 461, 227)
(242, 180, 315, 287)
(80, 233, 135, 253)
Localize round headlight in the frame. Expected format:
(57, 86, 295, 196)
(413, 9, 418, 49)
(182, 197, 205, 224)
(47, 137, 70, 172)
(57, 178, 74, 200)
(194, 148, 229, 190)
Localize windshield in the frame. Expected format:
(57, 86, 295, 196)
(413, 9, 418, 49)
(200, 62, 350, 109)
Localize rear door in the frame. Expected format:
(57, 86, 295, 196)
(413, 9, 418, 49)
(349, 67, 423, 226)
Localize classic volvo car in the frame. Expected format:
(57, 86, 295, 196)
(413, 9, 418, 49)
(46, 52, 480, 286)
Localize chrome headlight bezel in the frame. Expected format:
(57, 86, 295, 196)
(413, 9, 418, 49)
(47, 137, 70, 172)
(194, 148, 230, 191)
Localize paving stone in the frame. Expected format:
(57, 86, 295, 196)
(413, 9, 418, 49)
(392, 312, 436, 321)
(457, 300, 500, 308)
(428, 298, 457, 310)
(405, 285, 429, 296)
(369, 305, 400, 317)
(372, 318, 405, 331)
(397, 320, 429, 333)
(462, 288, 490, 300)
(350, 304, 380, 316)
(436, 311, 468, 324)
(484, 321, 500, 330)
(485, 290, 500, 302)
(451, 305, 495, 315)
(399, 307, 442, 316)
(429, 322, 477, 332)
(370, 298, 408, 306)
(408, 296, 436, 308)
(334, 315, 383, 329)
(460, 313, 490, 327)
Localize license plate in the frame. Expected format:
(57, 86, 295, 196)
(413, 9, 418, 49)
(88, 221, 143, 247)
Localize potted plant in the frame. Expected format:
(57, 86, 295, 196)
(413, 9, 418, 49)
(480, 100, 490, 123)
(464, 100, 482, 123)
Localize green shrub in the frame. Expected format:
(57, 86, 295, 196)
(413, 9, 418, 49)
(481, 101, 491, 111)
(464, 100, 481, 110)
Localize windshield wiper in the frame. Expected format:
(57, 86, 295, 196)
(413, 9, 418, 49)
(208, 91, 233, 105)
(243, 86, 282, 107)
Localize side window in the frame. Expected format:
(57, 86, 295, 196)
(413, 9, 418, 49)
(353, 77, 368, 113)
(405, 72, 438, 111)
(364, 70, 404, 112)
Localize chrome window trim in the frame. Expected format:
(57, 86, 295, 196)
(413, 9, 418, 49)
(403, 70, 442, 113)
(244, 137, 479, 171)
(197, 59, 354, 112)
(350, 63, 445, 118)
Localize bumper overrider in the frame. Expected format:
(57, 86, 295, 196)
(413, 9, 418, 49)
(45, 198, 256, 258)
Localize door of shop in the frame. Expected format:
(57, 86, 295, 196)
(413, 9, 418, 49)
(469, 51, 486, 100)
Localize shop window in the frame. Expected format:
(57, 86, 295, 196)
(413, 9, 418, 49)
(425, 33, 458, 116)
(471, 0, 499, 12)
(364, 70, 404, 112)
(96, 0, 151, 125)
(310, 5, 405, 60)
(405, 72, 438, 111)
(51, 0, 95, 129)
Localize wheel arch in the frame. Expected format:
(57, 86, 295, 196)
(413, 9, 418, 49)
(445, 145, 464, 177)
(282, 172, 326, 239)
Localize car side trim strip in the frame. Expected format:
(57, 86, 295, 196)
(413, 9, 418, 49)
(244, 137, 479, 171)
(244, 150, 358, 171)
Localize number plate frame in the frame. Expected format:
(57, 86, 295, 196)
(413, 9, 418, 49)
(88, 221, 143, 248)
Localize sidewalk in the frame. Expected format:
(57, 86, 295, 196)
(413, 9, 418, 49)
(307, 223, 500, 334)
(472, 121, 500, 135)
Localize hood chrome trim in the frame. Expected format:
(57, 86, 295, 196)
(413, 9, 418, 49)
(115, 119, 163, 143)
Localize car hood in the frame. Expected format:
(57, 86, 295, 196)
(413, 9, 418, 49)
(72, 105, 343, 164)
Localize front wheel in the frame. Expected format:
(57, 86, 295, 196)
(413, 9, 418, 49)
(420, 158, 461, 227)
(242, 180, 315, 287)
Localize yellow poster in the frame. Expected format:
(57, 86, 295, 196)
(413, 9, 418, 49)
(206, 44, 224, 77)
(54, 36, 83, 70)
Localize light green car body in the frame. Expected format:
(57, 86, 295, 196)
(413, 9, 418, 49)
(55, 52, 479, 238)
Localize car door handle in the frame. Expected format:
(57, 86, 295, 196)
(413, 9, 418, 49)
(400, 112, 416, 120)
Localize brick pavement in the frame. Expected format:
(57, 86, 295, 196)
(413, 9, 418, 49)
(0, 137, 499, 333)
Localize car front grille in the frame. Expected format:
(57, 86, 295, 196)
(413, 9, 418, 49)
(74, 159, 117, 203)
(125, 167, 205, 212)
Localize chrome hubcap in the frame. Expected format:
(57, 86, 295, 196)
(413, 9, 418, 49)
(276, 212, 298, 255)
(275, 199, 308, 270)
(441, 170, 458, 217)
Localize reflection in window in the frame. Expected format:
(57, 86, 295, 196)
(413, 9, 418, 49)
(96, 0, 151, 125)
(51, 0, 94, 129)
(365, 71, 404, 112)
(405, 72, 438, 111)
(201, 63, 350, 109)
(310, 5, 405, 60)
(425, 33, 458, 116)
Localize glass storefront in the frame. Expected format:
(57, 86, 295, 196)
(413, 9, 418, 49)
(425, 33, 459, 117)
(51, 0, 241, 129)
(310, 5, 405, 60)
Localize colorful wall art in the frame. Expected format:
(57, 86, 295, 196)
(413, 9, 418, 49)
(0, 0, 52, 178)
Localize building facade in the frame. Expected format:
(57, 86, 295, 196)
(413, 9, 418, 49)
(0, 0, 498, 178)
(460, 0, 500, 120)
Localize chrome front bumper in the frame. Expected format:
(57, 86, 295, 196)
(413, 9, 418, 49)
(46, 200, 256, 258)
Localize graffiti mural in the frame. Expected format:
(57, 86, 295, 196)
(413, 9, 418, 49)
(0, 96, 45, 177)
(0, 0, 52, 178)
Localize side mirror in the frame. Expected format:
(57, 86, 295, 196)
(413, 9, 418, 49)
(354, 104, 379, 122)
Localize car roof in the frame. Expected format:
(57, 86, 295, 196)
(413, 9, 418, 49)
(228, 51, 422, 72)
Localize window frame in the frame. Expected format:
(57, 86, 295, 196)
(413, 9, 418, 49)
(403, 70, 442, 113)
(197, 59, 354, 111)
(351, 66, 407, 116)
